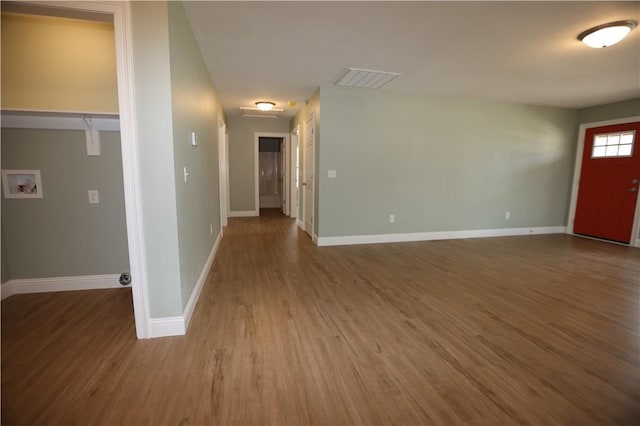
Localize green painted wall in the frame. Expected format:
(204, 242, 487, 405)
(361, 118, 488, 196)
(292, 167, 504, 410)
(227, 117, 290, 212)
(167, 1, 222, 310)
(130, 1, 224, 317)
(131, 1, 182, 317)
(577, 98, 640, 124)
(317, 86, 578, 237)
(1, 128, 129, 279)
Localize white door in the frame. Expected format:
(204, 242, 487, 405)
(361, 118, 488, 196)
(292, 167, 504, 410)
(303, 114, 315, 237)
(218, 119, 227, 228)
(290, 127, 299, 219)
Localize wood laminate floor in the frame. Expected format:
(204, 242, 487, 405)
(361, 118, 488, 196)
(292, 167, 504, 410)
(2, 209, 640, 425)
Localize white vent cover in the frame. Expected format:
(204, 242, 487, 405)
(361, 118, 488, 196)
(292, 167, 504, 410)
(239, 106, 284, 119)
(335, 68, 401, 89)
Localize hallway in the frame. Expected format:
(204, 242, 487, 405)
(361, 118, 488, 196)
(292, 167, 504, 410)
(2, 212, 639, 425)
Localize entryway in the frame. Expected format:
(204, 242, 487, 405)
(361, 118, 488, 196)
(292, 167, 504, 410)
(571, 120, 640, 244)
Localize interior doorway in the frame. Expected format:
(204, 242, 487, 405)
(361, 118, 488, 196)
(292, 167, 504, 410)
(254, 132, 290, 216)
(258, 136, 284, 210)
(302, 113, 315, 238)
(0, 1, 149, 338)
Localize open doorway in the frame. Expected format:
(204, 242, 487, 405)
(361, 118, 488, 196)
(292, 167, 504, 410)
(258, 136, 284, 210)
(254, 132, 290, 216)
(0, 1, 148, 338)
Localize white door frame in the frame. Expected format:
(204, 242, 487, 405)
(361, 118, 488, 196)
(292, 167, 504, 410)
(567, 115, 640, 247)
(290, 125, 300, 219)
(26, 1, 151, 338)
(225, 131, 230, 220)
(218, 116, 228, 229)
(302, 113, 316, 240)
(254, 132, 290, 215)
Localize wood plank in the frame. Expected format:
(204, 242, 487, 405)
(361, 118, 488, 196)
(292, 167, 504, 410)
(2, 208, 639, 425)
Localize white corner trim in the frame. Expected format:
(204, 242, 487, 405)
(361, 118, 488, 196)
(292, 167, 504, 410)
(316, 226, 567, 247)
(1, 274, 124, 300)
(148, 317, 185, 338)
(312, 234, 319, 244)
(297, 218, 304, 229)
(183, 231, 222, 330)
(228, 210, 258, 217)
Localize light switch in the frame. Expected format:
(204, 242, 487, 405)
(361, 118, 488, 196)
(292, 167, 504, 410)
(328, 170, 337, 178)
(88, 190, 100, 204)
(183, 167, 189, 183)
(191, 131, 198, 147)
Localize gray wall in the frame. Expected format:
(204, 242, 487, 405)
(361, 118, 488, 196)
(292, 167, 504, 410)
(168, 1, 222, 310)
(290, 89, 320, 229)
(317, 86, 578, 237)
(131, 1, 182, 317)
(227, 116, 290, 212)
(1, 229, 8, 283)
(130, 1, 224, 317)
(577, 97, 640, 124)
(1, 128, 129, 279)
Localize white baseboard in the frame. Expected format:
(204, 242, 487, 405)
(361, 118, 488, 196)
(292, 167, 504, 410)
(228, 210, 258, 217)
(148, 316, 185, 338)
(297, 218, 304, 229)
(313, 234, 319, 244)
(183, 230, 222, 329)
(316, 226, 567, 247)
(1, 274, 125, 300)
(145, 230, 223, 339)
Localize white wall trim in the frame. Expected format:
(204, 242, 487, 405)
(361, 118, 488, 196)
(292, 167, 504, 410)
(316, 226, 566, 247)
(148, 317, 185, 338)
(566, 116, 640, 247)
(228, 210, 258, 217)
(313, 234, 319, 244)
(1, 112, 120, 131)
(297, 218, 304, 228)
(1, 274, 125, 300)
(182, 231, 222, 330)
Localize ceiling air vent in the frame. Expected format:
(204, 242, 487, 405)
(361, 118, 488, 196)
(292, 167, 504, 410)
(335, 68, 401, 89)
(238, 107, 284, 119)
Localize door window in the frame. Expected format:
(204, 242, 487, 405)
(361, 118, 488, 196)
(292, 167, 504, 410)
(592, 131, 635, 158)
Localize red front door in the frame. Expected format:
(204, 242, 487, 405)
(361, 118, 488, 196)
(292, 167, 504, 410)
(574, 122, 640, 244)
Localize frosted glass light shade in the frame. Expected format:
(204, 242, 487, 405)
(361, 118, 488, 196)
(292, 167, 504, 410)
(578, 21, 637, 48)
(255, 101, 275, 111)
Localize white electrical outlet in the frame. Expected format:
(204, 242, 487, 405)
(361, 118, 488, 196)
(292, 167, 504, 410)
(389, 214, 395, 223)
(88, 190, 100, 204)
(328, 170, 336, 178)
(505, 211, 511, 219)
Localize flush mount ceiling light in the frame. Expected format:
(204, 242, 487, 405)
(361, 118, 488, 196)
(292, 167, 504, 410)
(255, 101, 275, 111)
(578, 20, 637, 48)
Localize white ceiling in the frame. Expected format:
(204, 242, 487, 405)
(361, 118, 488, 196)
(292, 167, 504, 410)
(183, 1, 640, 119)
